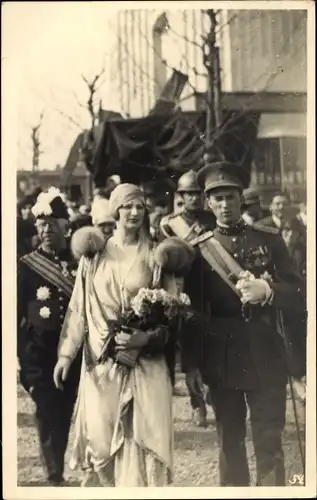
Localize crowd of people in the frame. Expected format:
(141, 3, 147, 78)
(17, 164, 307, 487)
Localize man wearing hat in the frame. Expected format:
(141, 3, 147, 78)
(191, 162, 305, 486)
(17, 188, 81, 486)
(17, 195, 39, 260)
(160, 170, 216, 427)
(242, 187, 269, 225)
(90, 197, 116, 238)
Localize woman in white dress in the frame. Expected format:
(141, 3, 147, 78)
(53, 184, 189, 487)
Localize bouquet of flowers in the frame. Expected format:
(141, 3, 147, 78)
(98, 288, 192, 369)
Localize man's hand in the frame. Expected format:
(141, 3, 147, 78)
(53, 356, 72, 390)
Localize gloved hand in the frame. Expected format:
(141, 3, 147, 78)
(236, 271, 272, 305)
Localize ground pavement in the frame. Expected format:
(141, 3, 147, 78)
(17, 374, 305, 487)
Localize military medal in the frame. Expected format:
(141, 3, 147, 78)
(36, 286, 52, 319)
(60, 261, 70, 277)
(39, 306, 51, 319)
(36, 286, 51, 301)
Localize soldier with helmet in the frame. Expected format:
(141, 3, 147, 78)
(187, 161, 305, 486)
(160, 170, 216, 427)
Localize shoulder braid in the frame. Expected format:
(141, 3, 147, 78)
(251, 222, 280, 235)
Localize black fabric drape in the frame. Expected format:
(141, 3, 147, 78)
(69, 110, 260, 188)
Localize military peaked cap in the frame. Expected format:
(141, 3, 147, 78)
(197, 162, 245, 194)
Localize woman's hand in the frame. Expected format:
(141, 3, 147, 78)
(53, 356, 72, 390)
(115, 329, 149, 351)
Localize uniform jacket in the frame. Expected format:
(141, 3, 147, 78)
(197, 221, 306, 389)
(17, 247, 81, 392)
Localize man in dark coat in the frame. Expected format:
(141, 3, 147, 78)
(241, 187, 270, 225)
(191, 162, 305, 486)
(258, 191, 307, 387)
(259, 191, 306, 278)
(17, 188, 81, 486)
(160, 170, 216, 427)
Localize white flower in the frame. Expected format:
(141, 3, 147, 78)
(260, 271, 273, 284)
(36, 286, 51, 301)
(39, 306, 51, 319)
(71, 269, 77, 277)
(179, 293, 191, 306)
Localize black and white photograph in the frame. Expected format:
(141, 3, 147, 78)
(2, 1, 315, 497)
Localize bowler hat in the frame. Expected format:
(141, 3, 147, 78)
(197, 162, 244, 194)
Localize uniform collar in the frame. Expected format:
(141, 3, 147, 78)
(182, 209, 202, 224)
(216, 218, 248, 236)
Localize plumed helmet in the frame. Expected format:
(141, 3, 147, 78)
(31, 187, 69, 220)
(154, 237, 195, 276)
(176, 170, 201, 194)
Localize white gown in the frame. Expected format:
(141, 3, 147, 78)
(58, 237, 174, 486)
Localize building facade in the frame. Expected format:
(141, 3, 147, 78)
(17, 164, 91, 205)
(108, 9, 307, 202)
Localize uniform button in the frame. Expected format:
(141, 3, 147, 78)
(58, 288, 62, 293)
(60, 315, 64, 320)
(232, 237, 237, 242)
(60, 305, 64, 311)
(234, 253, 238, 258)
(59, 296, 63, 302)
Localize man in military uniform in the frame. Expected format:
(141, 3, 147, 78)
(17, 188, 81, 486)
(160, 170, 216, 427)
(189, 162, 305, 486)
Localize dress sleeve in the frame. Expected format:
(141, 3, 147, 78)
(58, 256, 88, 361)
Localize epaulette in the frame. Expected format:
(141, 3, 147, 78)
(251, 222, 280, 235)
(162, 212, 179, 222)
(160, 213, 180, 238)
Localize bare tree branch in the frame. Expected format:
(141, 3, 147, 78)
(53, 107, 84, 130)
(81, 66, 107, 128)
(31, 113, 44, 170)
(71, 90, 87, 110)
